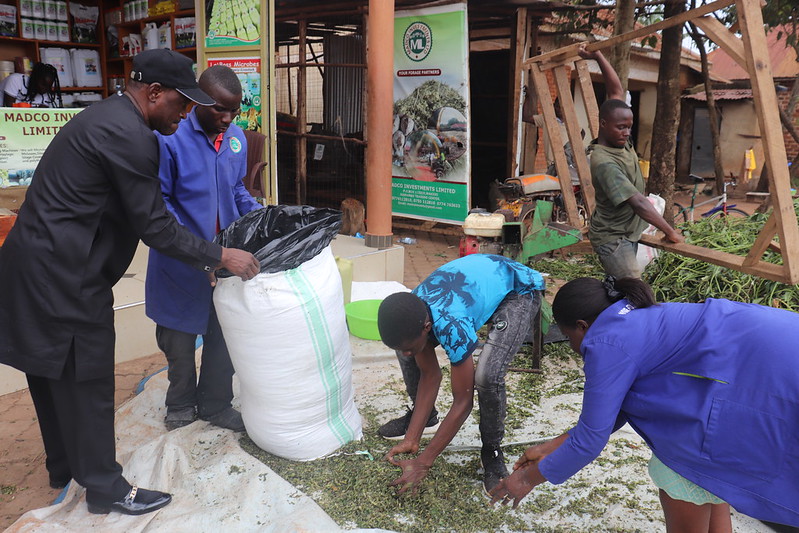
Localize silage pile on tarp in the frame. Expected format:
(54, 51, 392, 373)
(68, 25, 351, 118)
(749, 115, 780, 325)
(644, 204, 799, 309)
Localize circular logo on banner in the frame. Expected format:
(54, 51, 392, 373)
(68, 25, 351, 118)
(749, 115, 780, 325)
(403, 22, 432, 62)
(229, 136, 242, 153)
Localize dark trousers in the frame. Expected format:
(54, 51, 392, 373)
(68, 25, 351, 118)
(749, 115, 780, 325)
(155, 304, 234, 418)
(26, 343, 131, 506)
(396, 291, 539, 448)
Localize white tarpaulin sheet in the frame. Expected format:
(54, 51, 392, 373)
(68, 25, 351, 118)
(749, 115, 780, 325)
(5, 370, 383, 533)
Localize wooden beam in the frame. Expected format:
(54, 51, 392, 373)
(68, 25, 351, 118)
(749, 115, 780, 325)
(531, 66, 581, 226)
(693, 16, 747, 70)
(507, 8, 528, 178)
(553, 65, 595, 218)
(524, 0, 735, 69)
(296, 19, 308, 205)
(575, 59, 599, 140)
(639, 235, 789, 284)
(738, 0, 799, 283)
(743, 212, 777, 267)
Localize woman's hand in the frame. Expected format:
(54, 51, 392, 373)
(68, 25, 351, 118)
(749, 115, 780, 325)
(513, 434, 568, 471)
(489, 464, 540, 508)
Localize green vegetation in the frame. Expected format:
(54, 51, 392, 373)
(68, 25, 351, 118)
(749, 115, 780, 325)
(393, 80, 466, 133)
(240, 406, 528, 533)
(645, 207, 799, 309)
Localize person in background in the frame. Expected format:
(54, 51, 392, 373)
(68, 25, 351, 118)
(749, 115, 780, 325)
(490, 276, 799, 531)
(1, 62, 62, 107)
(578, 46, 682, 278)
(376, 254, 544, 495)
(0, 49, 260, 517)
(146, 64, 262, 432)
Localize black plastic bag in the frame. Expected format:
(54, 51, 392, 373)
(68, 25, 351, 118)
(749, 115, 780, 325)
(214, 205, 342, 277)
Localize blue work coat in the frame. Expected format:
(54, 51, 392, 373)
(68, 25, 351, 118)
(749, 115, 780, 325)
(145, 110, 261, 334)
(538, 298, 799, 527)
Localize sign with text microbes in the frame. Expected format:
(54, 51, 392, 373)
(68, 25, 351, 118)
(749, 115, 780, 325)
(205, 0, 261, 47)
(0, 108, 81, 187)
(392, 2, 470, 224)
(207, 57, 262, 131)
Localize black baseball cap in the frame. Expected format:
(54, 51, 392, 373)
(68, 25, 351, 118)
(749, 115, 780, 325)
(130, 49, 214, 106)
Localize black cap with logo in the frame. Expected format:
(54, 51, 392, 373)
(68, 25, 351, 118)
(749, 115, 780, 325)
(130, 49, 214, 106)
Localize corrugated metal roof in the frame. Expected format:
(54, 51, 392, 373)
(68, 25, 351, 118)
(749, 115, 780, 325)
(683, 88, 753, 101)
(709, 25, 799, 80)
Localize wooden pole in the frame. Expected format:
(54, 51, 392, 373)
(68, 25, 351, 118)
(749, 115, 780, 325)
(507, 8, 528, 178)
(530, 66, 581, 227)
(525, 0, 735, 68)
(553, 66, 595, 217)
(364, 0, 395, 249)
(575, 59, 599, 140)
(737, 0, 799, 281)
(296, 20, 308, 205)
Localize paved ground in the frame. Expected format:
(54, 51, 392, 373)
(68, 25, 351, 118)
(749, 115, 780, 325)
(0, 193, 769, 529)
(0, 226, 462, 530)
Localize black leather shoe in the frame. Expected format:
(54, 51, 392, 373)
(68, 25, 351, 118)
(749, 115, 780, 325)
(87, 486, 172, 516)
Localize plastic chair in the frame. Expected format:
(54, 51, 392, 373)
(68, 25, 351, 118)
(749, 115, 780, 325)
(243, 129, 267, 198)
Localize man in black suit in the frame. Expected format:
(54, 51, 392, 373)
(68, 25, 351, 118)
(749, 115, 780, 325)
(0, 49, 260, 516)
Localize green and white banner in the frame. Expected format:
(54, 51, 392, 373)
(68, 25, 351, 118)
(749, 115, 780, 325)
(204, 0, 261, 48)
(0, 108, 81, 187)
(392, 2, 470, 224)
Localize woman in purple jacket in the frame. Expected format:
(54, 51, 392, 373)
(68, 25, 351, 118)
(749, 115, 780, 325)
(490, 276, 799, 532)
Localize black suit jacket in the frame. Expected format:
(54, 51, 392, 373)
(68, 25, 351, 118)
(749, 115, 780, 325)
(0, 95, 222, 381)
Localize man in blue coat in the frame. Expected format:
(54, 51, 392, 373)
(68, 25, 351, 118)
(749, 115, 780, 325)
(146, 65, 262, 432)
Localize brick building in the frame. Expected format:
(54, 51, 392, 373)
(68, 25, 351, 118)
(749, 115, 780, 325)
(706, 26, 799, 172)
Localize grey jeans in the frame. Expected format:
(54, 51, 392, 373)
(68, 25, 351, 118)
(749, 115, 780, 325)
(395, 291, 540, 447)
(594, 237, 642, 279)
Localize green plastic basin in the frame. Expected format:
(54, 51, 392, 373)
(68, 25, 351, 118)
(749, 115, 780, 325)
(345, 299, 382, 340)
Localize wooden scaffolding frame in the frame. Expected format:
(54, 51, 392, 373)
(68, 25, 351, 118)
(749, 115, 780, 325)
(520, 0, 799, 284)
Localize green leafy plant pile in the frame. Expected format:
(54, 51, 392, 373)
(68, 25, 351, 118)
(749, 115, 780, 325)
(644, 206, 799, 309)
(239, 405, 527, 533)
(393, 80, 466, 132)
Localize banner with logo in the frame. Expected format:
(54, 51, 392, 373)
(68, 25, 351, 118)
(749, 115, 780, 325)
(392, 2, 470, 224)
(0, 108, 81, 187)
(204, 0, 261, 47)
(207, 57, 262, 132)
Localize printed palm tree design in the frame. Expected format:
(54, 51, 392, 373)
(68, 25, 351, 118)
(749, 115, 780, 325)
(437, 314, 477, 358)
(417, 270, 475, 309)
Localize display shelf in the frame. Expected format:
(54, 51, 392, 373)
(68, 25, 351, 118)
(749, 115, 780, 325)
(116, 8, 193, 28)
(2, 0, 195, 103)
(1, 36, 101, 48)
(0, 0, 108, 98)
(60, 85, 104, 91)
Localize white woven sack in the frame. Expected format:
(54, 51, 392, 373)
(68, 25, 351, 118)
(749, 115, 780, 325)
(213, 245, 362, 461)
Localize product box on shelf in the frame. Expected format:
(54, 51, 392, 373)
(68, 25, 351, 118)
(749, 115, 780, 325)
(174, 16, 195, 49)
(69, 2, 99, 43)
(0, 4, 18, 37)
(40, 47, 73, 87)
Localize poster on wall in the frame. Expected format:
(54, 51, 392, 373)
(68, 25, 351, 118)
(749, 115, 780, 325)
(204, 0, 261, 47)
(0, 108, 81, 187)
(392, 2, 470, 224)
(207, 57, 262, 131)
